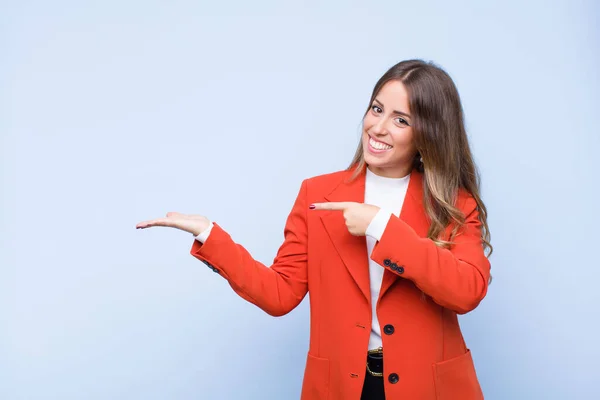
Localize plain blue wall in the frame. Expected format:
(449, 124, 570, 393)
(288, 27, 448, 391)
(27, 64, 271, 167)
(2, 1, 599, 399)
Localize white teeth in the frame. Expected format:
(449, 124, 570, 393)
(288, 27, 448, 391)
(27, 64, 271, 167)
(369, 137, 392, 150)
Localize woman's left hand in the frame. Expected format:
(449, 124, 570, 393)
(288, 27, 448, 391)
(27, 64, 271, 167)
(310, 202, 380, 236)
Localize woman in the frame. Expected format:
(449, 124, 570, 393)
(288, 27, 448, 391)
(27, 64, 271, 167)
(137, 59, 492, 400)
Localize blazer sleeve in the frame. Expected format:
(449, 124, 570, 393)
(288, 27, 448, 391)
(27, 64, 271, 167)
(370, 195, 491, 314)
(189, 180, 309, 317)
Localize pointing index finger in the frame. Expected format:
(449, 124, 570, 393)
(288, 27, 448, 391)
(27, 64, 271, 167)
(310, 202, 352, 211)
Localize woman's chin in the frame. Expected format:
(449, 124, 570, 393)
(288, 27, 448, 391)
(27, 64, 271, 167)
(363, 151, 386, 167)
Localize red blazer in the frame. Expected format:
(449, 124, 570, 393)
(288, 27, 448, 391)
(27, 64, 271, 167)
(191, 167, 490, 400)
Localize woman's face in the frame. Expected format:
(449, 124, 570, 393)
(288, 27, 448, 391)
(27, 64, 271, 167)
(362, 80, 417, 178)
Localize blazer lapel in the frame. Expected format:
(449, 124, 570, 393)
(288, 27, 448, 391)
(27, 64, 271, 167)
(379, 169, 430, 300)
(320, 168, 371, 304)
(319, 167, 430, 305)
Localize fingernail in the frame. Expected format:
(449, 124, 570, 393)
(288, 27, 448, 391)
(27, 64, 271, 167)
(309, 205, 315, 209)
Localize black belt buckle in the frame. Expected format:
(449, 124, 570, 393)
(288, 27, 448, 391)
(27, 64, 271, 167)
(366, 347, 384, 377)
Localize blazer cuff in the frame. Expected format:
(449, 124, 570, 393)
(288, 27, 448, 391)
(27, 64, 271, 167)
(365, 209, 393, 241)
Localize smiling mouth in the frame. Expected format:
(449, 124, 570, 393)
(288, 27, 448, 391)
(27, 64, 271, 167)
(368, 136, 393, 151)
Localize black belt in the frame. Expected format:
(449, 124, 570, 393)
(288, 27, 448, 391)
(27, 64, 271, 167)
(366, 347, 384, 377)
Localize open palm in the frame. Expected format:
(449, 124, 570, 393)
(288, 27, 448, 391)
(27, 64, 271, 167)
(136, 212, 210, 236)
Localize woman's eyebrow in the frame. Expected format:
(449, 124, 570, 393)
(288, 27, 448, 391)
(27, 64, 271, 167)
(373, 98, 411, 119)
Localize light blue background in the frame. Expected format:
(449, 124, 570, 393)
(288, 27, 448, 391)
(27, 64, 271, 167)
(2, 1, 599, 399)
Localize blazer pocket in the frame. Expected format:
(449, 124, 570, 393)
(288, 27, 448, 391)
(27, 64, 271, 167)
(432, 349, 483, 400)
(300, 353, 330, 400)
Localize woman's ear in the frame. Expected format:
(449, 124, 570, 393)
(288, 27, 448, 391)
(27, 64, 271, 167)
(414, 152, 424, 172)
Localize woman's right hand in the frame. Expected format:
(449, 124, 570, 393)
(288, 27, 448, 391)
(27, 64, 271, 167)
(136, 212, 210, 236)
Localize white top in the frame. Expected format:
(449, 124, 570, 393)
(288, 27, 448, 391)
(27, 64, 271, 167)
(363, 167, 410, 350)
(195, 168, 410, 350)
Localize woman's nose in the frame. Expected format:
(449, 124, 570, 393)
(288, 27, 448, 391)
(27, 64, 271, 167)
(370, 119, 388, 136)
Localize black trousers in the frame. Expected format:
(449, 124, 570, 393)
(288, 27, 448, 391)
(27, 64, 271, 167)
(360, 368, 385, 400)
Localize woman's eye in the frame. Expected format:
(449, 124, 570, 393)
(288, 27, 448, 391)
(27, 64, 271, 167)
(395, 117, 409, 126)
(371, 105, 382, 113)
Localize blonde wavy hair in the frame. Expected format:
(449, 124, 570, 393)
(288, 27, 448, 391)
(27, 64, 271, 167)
(350, 60, 492, 257)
